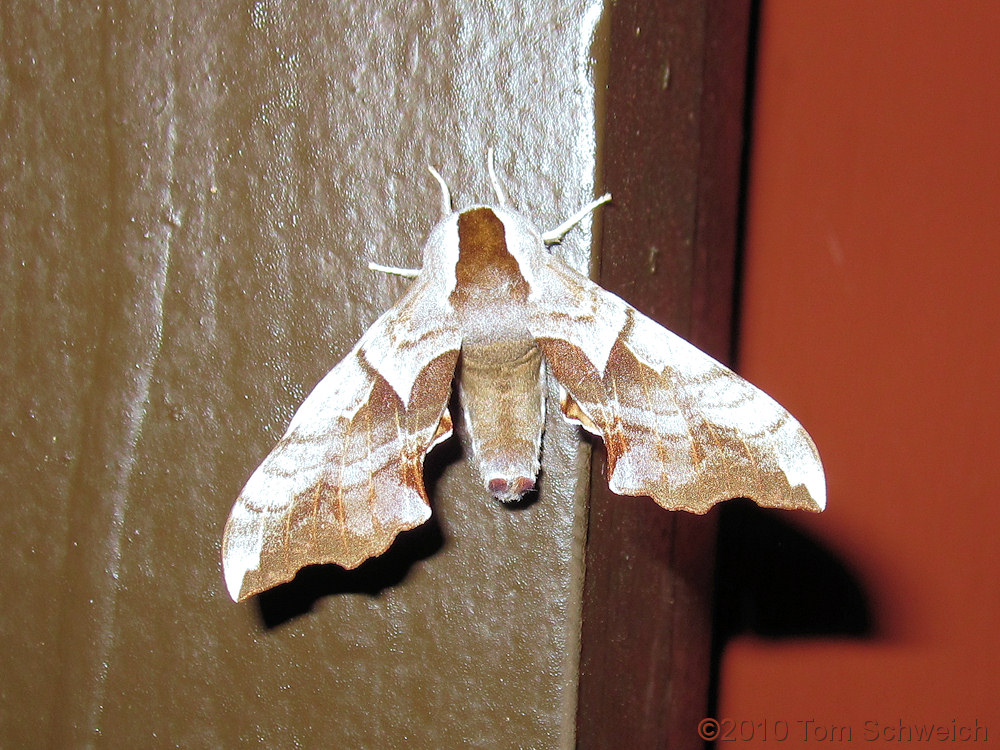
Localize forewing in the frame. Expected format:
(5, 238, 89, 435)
(527, 255, 825, 514)
(222, 278, 460, 601)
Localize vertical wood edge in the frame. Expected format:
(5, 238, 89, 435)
(577, 1, 753, 747)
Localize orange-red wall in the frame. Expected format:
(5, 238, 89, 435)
(720, 2, 1000, 744)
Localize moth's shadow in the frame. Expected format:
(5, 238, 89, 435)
(707, 499, 874, 715)
(256, 424, 462, 630)
(501, 489, 540, 511)
(711, 499, 872, 639)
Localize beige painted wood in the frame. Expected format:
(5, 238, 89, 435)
(1, 2, 605, 746)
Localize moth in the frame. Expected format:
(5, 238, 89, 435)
(222, 153, 825, 602)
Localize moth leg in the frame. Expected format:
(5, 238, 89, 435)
(541, 193, 612, 246)
(428, 165, 453, 218)
(368, 261, 421, 278)
(487, 147, 508, 206)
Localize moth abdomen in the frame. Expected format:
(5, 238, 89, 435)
(458, 339, 545, 504)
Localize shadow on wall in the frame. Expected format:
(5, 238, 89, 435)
(255, 516, 445, 629)
(707, 498, 874, 720)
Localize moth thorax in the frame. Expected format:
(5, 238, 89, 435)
(460, 310, 531, 347)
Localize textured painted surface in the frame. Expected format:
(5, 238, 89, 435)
(1, 1, 604, 746)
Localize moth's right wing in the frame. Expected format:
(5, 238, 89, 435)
(526, 253, 825, 515)
(222, 276, 460, 601)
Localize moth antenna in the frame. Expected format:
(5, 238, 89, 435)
(368, 261, 421, 278)
(428, 165, 452, 218)
(541, 193, 612, 246)
(487, 148, 508, 206)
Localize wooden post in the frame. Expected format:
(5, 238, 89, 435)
(0, 1, 751, 746)
(577, 1, 752, 747)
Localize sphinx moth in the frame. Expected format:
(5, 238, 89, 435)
(222, 154, 825, 602)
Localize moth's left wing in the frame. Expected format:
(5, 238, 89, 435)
(222, 276, 460, 601)
(526, 254, 825, 514)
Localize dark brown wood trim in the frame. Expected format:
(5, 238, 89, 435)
(577, 1, 753, 747)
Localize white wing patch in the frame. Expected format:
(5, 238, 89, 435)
(526, 255, 628, 376)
